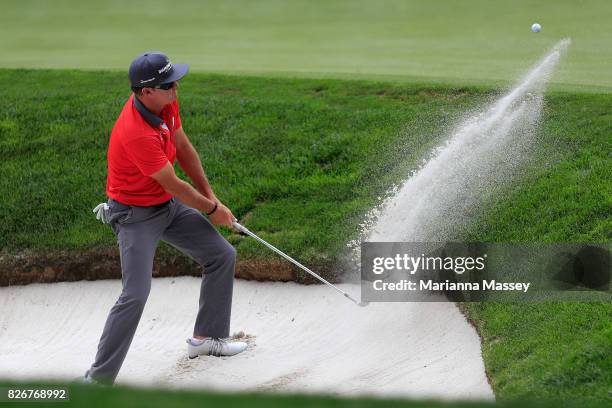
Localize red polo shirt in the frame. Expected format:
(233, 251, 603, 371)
(106, 94, 182, 206)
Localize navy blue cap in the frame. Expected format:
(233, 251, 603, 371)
(128, 51, 189, 88)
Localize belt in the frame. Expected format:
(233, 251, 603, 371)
(110, 198, 172, 209)
(151, 199, 172, 209)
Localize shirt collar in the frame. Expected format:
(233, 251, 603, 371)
(133, 95, 163, 128)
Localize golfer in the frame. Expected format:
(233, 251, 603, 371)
(85, 51, 246, 385)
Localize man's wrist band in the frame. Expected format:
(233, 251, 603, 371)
(206, 202, 218, 216)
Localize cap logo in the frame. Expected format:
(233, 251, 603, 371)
(140, 77, 156, 84)
(158, 60, 172, 75)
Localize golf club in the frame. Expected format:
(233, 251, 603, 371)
(233, 221, 367, 307)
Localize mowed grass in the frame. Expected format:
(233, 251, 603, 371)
(1, 70, 609, 263)
(0, 70, 610, 404)
(0, 0, 611, 91)
(466, 91, 612, 242)
(461, 92, 611, 402)
(0, 69, 486, 263)
(461, 302, 611, 404)
(0, 380, 605, 408)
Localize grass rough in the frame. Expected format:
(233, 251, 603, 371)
(0, 69, 610, 405)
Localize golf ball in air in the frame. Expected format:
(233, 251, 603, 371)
(531, 23, 541, 33)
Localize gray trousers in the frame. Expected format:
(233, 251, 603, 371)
(87, 197, 236, 384)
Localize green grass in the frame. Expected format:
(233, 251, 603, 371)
(1, 70, 609, 263)
(0, 69, 610, 405)
(0, 68, 487, 265)
(0, 380, 602, 408)
(462, 302, 611, 404)
(465, 92, 612, 242)
(457, 90, 611, 403)
(1, 0, 611, 91)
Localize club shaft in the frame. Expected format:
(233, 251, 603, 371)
(233, 222, 359, 305)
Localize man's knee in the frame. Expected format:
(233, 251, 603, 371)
(201, 241, 236, 273)
(119, 284, 151, 308)
(213, 242, 236, 266)
(219, 243, 237, 270)
(224, 244, 237, 262)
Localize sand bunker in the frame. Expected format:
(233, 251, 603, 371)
(0, 277, 492, 400)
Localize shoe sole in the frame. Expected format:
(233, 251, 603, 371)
(187, 349, 246, 359)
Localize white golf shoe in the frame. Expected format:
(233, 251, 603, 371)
(73, 370, 103, 386)
(187, 337, 247, 359)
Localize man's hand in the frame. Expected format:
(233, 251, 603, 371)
(209, 202, 236, 227)
(150, 162, 235, 227)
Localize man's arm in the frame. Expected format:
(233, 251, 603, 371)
(150, 162, 235, 227)
(174, 127, 217, 201)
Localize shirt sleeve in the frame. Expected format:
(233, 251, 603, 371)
(124, 134, 169, 176)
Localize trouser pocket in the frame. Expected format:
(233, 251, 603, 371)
(108, 199, 133, 235)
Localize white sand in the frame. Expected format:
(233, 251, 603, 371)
(0, 277, 493, 400)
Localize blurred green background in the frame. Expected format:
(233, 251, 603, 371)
(1, 0, 611, 91)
